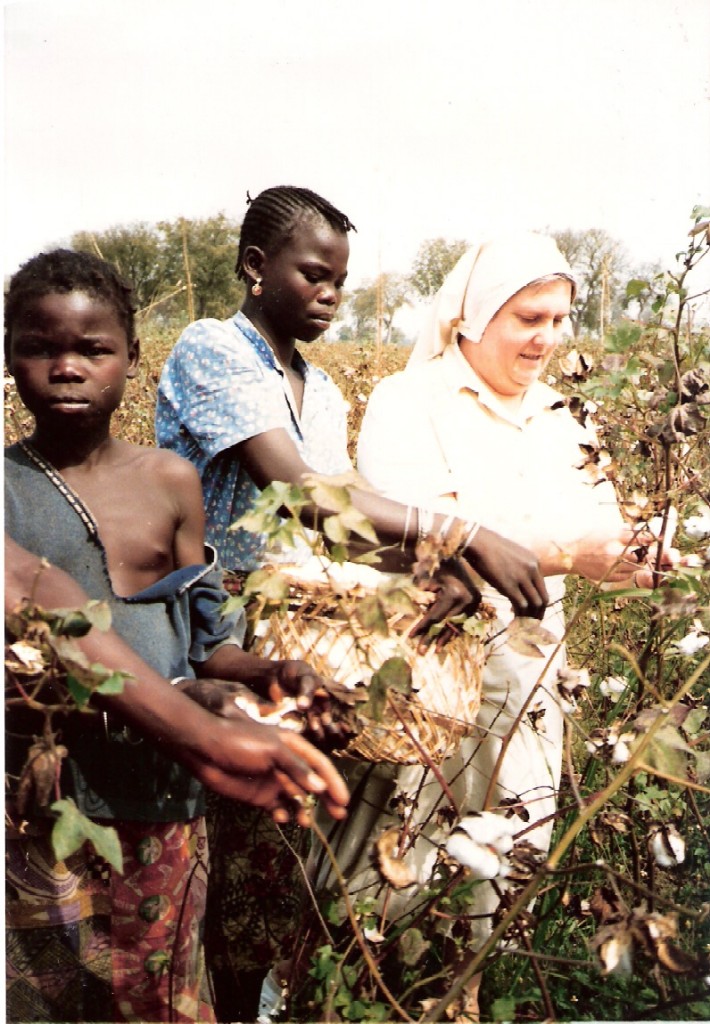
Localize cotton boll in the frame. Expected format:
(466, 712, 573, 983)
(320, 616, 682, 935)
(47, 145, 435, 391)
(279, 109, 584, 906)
(673, 630, 709, 656)
(649, 825, 686, 867)
(599, 933, 634, 977)
(446, 812, 518, 880)
(446, 832, 503, 879)
(600, 675, 628, 703)
(611, 738, 632, 764)
(684, 511, 710, 541)
(648, 506, 678, 549)
(455, 812, 518, 850)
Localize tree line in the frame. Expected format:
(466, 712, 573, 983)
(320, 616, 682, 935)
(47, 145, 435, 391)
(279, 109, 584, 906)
(69, 216, 658, 340)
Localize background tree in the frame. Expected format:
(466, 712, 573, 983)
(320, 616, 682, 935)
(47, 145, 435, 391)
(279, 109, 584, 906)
(158, 213, 243, 320)
(346, 272, 411, 344)
(71, 223, 167, 312)
(551, 227, 629, 337)
(72, 214, 244, 321)
(409, 237, 469, 297)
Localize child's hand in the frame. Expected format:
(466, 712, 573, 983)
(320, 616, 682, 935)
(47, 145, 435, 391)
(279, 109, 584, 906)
(183, 713, 350, 826)
(181, 673, 354, 750)
(267, 663, 356, 748)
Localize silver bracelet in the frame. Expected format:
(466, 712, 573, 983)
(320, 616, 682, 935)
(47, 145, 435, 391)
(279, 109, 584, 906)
(458, 521, 481, 556)
(417, 507, 434, 543)
(401, 504, 413, 550)
(439, 514, 456, 540)
(170, 676, 189, 687)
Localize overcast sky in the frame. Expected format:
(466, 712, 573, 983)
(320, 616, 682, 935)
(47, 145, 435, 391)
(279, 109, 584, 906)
(4, 0, 710, 291)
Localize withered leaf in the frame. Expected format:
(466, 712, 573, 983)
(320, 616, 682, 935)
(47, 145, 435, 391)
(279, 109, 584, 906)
(589, 886, 625, 924)
(17, 736, 69, 814)
(375, 828, 416, 889)
(679, 367, 708, 401)
(506, 617, 558, 658)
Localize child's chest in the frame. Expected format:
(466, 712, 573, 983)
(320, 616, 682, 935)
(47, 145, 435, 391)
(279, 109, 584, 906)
(61, 467, 178, 596)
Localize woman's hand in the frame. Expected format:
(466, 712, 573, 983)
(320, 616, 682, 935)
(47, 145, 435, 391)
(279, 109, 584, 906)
(570, 525, 676, 584)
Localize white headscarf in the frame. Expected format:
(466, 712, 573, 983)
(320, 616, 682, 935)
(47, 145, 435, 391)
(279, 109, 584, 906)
(408, 232, 575, 365)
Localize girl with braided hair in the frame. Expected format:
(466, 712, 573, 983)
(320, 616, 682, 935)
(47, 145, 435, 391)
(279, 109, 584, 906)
(156, 186, 551, 1020)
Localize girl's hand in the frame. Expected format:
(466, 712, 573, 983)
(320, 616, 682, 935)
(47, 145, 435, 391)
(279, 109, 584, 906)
(174, 677, 248, 717)
(410, 561, 482, 651)
(465, 526, 548, 618)
(266, 663, 355, 747)
(269, 659, 322, 709)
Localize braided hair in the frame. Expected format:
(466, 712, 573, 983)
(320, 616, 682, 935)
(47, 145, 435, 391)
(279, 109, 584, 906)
(235, 186, 356, 279)
(5, 249, 136, 345)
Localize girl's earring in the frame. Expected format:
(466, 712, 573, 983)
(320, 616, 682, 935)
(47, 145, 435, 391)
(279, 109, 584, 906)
(252, 279, 263, 297)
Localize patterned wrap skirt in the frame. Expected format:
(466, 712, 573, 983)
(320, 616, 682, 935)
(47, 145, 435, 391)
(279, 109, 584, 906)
(6, 815, 214, 1023)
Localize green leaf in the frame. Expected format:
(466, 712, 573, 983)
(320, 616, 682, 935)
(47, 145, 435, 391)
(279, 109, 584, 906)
(47, 599, 112, 635)
(355, 595, 389, 636)
(328, 542, 349, 564)
(243, 568, 290, 603)
(51, 798, 123, 872)
(491, 995, 516, 1021)
(364, 671, 387, 722)
(683, 708, 708, 737)
(337, 506, 379, 543)
(307, 478, 351, 513)
(52, 609, 94, 637)
(354, 549, 382, 565)
(323, 512, 348, 544)
(94, 670, 127, 696)
(625, 278, 649, 299)
(398, 926, 430, 966)
(693, 751, 710, 783)
(222, 594, 248, 616)
(81, 600, 113, 633)
(372, 657, 412, 698)
(644, 724, 692, 779)
(66, 674, 93, 708)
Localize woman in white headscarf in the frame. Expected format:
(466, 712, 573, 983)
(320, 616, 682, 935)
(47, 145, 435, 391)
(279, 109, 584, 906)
(312, 232, 665, 1011)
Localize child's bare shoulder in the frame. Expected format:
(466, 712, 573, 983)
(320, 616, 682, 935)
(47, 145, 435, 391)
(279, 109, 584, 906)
(114, 441, 201, 489)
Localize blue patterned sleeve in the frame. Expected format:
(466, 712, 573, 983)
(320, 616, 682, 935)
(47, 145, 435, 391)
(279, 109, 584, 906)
(158, 320, 291, 460)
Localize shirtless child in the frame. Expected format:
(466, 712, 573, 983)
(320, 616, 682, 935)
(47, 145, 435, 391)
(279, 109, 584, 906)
(4, 249, 348, 1023)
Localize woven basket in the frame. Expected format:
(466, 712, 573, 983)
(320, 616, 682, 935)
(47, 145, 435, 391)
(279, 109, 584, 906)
(247, 563, 487, 765)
